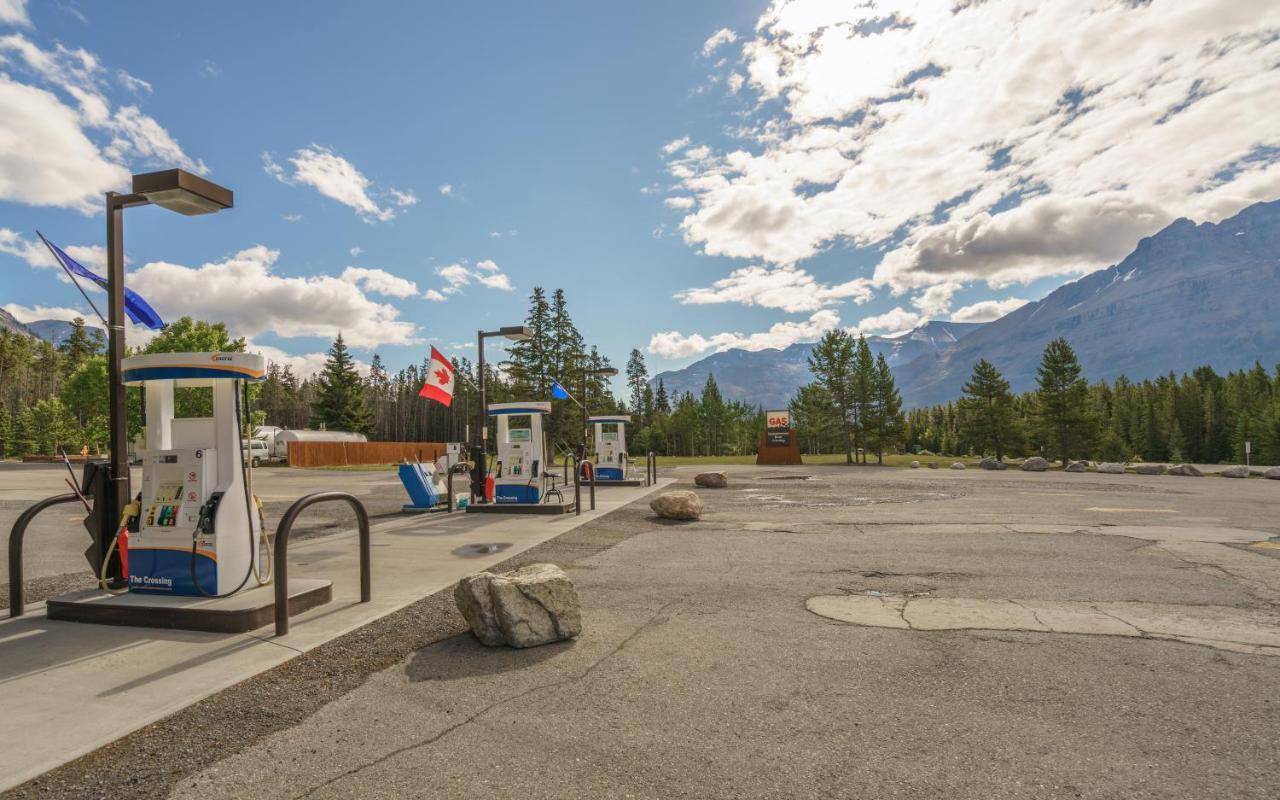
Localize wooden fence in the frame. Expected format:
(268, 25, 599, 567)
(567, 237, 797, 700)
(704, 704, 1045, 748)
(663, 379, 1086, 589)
(287, 441, 448, 468)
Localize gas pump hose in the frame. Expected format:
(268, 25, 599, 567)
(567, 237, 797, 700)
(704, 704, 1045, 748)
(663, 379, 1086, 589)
(97, 501, 140, 593)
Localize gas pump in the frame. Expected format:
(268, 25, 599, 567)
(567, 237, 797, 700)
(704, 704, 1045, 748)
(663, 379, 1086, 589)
(590, 415, 631, 481)
(489, 402, 551, 504)
(120, 352, 266, 596)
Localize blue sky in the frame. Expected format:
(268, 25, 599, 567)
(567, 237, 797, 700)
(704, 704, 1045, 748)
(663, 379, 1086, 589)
(2, 0, 1277, 386)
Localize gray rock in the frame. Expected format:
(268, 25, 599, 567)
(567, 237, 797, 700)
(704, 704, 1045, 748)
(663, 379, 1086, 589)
(1168, 463, 1203, 477)
(1097, 463, 1127, 474)
(1135, 463, 1166, 475)
(694, 471, 727, 489)
(650, 490, 704, 520)
(1265, 466, 1280, 480)
(910, 460, 920, 469)
(980, 457, 1007, 471)
(454, 563, 582, 649)
(1220, 465, 1251, 479)
(1020, 456, 1049, 472)
(1065, 461, 1087, 473)
(950, 462, 966, 470)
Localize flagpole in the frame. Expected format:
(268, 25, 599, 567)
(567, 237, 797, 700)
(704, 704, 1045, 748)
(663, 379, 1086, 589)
(36, 231, 108, 327)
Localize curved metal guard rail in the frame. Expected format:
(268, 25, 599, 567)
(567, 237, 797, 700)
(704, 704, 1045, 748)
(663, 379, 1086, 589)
(8, 493, 81, 618)
(274, 491, 371, 636)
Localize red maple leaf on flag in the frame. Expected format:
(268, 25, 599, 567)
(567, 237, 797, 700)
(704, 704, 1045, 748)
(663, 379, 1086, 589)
(435, 368, 451, 386)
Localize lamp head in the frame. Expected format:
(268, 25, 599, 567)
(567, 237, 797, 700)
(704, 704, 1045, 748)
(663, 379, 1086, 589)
(133, 169, 233, 216)
(499, 325, 533, 341)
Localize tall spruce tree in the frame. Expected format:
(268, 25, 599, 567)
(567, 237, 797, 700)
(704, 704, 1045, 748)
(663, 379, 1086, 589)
(807, 329, 858, 463)
(852, 335, 877, 463)
(311, 333, 372, 434)
(959, 358, 1015, 459)
(1034, 337, 1091, 464)
(625, 349, 648, 415)
(654, 380, 671, 415)
(871, 353, 903, 463)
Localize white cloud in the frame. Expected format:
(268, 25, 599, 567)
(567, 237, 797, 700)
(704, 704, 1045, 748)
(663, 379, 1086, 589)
(909, 282, 960, 319)
(247, 343, 333, 380)
(130, 246, 418, 349)
(0, 0, 30, 27)
(852, 306, 921, 336)
(664, 196, 695, 210)
(116, 70, 151, 95)
(950, 296, 1029, 324)
(340, 266, 419, 298)
(349, 246, 362, 257)
(665, 0, 1280, 294)
(0, 35, 205, 213)
(3, 302, 85, 323)
(428, 260, 513, 297)
(423, 289, 447, 302)
(727, 73, 745, 94)
(0, 227, 105, 273)
(702, 28, 738, 58)
(438, 183, 453, 195)
(282, 213, 303, 223)
(675, 265, 871, 313)
(661, 136, 691, 155)
(648, 309, 839, 359)
(199, 60, 219, 78)
(265, 145, 409, 223)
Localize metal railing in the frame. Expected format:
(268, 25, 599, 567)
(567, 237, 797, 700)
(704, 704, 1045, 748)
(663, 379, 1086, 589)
(8, 493, 81, 618)
(273, 491, 371, 636)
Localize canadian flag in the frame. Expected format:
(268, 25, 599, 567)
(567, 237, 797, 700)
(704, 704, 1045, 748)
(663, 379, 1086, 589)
(419, 346, 456, 406)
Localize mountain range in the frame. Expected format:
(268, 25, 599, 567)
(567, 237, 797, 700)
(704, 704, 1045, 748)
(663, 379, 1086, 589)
(652, 199, 1280, 409)
(0, 310, 100, 348)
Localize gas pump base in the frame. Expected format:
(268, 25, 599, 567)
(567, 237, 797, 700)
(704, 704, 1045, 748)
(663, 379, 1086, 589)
(465, 501, 576, 515)
(45, 579, 331, 634)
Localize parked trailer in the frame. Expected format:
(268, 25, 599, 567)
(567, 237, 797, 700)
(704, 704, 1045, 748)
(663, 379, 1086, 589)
(273, 429, 368, 462)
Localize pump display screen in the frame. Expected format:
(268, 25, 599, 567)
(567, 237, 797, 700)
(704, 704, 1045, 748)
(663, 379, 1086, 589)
(509, 428, 531, 442)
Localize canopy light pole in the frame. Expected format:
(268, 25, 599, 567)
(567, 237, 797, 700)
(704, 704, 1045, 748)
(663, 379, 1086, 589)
(582, 367, 619, 451)
(104, 169, 233, 545)
(473, 325, 532, 503)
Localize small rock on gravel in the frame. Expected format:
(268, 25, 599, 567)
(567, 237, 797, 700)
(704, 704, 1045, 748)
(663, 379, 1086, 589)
(1220, 465, 1251, 479)
(1169, 463, 1203, 477)
(650, 491, 704, 520)
(1135, 463, 1166, 475)
(910, 461, 920, 469)
(1020, 456, 1049, 472)
(1264, 466, 1280, 480)
(1097, 463, 1126, 474)
(1065, 461, 1086, 473)
(950, 462, 966, 470)
(980, 457, 1007, 471)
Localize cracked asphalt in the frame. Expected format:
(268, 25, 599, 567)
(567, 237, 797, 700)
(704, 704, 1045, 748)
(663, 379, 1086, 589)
(9, 464, 1280, 799)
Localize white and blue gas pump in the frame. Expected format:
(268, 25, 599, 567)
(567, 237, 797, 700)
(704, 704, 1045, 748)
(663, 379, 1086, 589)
(590, 415, 631, 481)
(120, 352, 266, 597)
(488, 402, 551, 504)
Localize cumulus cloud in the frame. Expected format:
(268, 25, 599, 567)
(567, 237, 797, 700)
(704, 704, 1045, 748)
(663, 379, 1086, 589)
(0, 0, 30, 27)
(427, 260, 514, 298)
(0, 227, 105, 274)
(130, 246, 418, 349)
(0, 34, 205, 213)
(438, 183, 453, 195)
(4, 302, 85, 323)
(264, 144, 411, 223)
(702, 28, 737, 57)
(664, 0, 1280, 293)
(950, 297, 1029, 324)
(340, 266, 419, 298)
(661, 136, 691, 155)
(664, 196, 695, 210)
(909, 282, 960, 319)
(851, 306, 921, 336)
(674, 265, 871, 313)
(423, 289, 447, 302)
(647, 310, 839, 359)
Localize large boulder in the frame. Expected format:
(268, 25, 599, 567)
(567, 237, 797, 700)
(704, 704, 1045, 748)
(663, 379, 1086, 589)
(927, 462, 939, 469)
(1220, 465, 1251, 479)
(1168, 463, 1203, 477)
(910, 460, 920, 469)
(1135, 463, 1166, 475)
(1265, 467, 1280, 480)
(1020, 457, 1049, 472)
(454, 563, 582, 649)
(980, 457, 1007, 471)
(1097, 463, 1126, 474)
(950, 462, 966, 470)
(650, 491, 704, 520)
(694, 471, 727, 489)
(1065, 461, 1087, 473)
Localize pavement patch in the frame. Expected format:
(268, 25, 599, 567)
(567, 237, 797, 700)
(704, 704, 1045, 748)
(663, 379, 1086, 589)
(806, 594, 1280, 656)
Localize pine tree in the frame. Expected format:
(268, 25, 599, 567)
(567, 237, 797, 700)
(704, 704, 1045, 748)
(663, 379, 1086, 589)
(1035, 338, 1091, 464)
(700, 374, 726, 456)
(959, 358, 1015, 459)
(852, 336, 876, 463)
(58, 317, 100, 377)
(654, 380, 671, 415)
(871, 353, 903, 463)
(807, 329, 857, 463)
(0, 409, 11, 458)
(311, 333, 372, 434)
(625, 349, 648, 415)
(506, 288, 553, 396)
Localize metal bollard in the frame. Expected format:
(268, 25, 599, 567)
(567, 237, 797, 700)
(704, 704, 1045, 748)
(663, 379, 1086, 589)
(274, 492, 371, 636)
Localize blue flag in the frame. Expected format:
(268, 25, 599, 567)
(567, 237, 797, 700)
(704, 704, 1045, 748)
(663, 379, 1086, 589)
(37, 232, 165, 330)
(551, 380, 572, 401)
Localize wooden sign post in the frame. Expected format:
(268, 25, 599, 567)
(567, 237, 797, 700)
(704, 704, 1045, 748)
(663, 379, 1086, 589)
(756, 409, 802, 465)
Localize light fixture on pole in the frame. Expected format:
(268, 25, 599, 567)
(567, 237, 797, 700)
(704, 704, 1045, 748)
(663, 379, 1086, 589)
(102, 169, 233, 570)
(473, 325, 534, 503)
(582, 367, 619, 450)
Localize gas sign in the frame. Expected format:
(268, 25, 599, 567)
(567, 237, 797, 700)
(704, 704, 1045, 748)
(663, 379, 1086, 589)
(766, 410, 790, 431)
